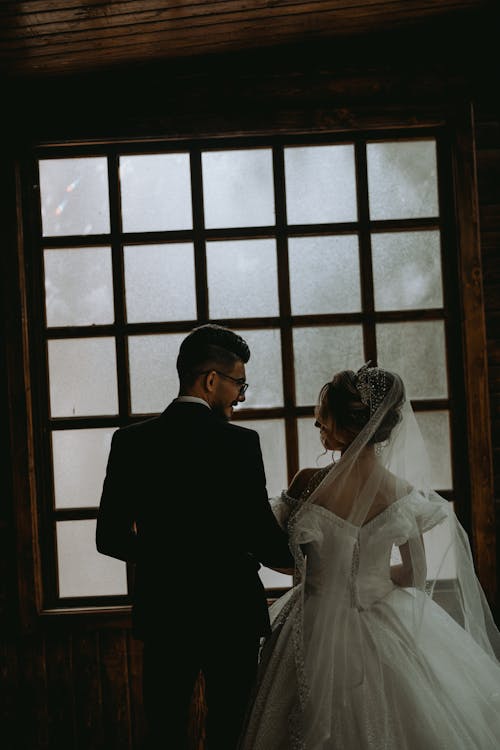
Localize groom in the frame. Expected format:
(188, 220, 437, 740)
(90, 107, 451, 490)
(96, 323, 293, 749)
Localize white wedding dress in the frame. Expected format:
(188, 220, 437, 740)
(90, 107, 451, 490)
(239, 482, 500, 749)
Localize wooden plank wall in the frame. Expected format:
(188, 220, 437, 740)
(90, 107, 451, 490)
(1, 34, 498, 750)
(1, 632, 207, 748)
(476, 103, 500, 590)
(0, 0, 486, 76)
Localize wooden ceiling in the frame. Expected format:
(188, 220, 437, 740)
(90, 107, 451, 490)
(0, 0, 492, 78)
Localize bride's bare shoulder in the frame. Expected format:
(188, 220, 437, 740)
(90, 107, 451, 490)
(287, 467, 319, 499)
(380, 468, 413, 502)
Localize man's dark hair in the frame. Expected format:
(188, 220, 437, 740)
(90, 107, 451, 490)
(176, 324, 250, 386)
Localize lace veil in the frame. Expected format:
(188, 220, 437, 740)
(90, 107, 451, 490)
(285, 363, 500, 748)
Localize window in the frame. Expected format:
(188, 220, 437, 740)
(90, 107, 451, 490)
(28, 130, 461, 611)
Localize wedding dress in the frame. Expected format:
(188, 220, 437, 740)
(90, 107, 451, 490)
(239, 368, 500, 750)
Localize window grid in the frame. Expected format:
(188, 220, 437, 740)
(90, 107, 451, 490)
(29, 130, 458, 608)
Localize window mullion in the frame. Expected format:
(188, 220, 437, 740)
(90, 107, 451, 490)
(354, 139, 377, 363)
(29, 155, 60, 610)
(435, 131, 470, 533)
(273, 144, 299, 481)
(107, 151, 135, 597)
(190, 148, 209, 323)
(107, 151, 130, 422)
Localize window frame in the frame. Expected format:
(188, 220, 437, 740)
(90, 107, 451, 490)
(6, 105, 494, 630)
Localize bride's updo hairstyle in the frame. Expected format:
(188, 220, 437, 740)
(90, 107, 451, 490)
(317, 365, 405, 446)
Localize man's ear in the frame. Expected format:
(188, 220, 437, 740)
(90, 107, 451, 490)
(205, 370, 217, 393)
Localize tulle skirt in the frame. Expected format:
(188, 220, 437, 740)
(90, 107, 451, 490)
(239, 586, 500, 749)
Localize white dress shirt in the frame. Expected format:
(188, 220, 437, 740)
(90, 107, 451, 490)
(174, 395, 211, 409)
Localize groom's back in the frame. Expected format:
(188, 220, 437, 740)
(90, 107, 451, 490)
(125, 402, 264, 635)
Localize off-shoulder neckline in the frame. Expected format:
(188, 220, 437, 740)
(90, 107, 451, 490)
(306, 488, 424, 532)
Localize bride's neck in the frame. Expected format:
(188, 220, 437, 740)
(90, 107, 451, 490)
(341, 444, 376, 461)
(348, 446, 378, 476)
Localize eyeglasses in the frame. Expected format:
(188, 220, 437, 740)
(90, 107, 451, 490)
(197, 369, 249, 395)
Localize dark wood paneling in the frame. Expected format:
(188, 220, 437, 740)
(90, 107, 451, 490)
(45, 632, 76, 748)
(475, 101, 500, 612)
(0, 0, 489, 76)
(18, 636, 49, 749)
(452, 105, 496, 597)
(0, 640, 20, 748)
(477, 151, 500, 206)
(72, 633, 105, 748)
(0, 629, 205, 749)
(126, 634, 146, 749)
(100, 631, 133, 750)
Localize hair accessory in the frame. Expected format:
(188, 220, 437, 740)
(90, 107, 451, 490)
(354, 361, 387, 415)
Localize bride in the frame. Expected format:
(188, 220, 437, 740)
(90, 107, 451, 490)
(239, 364, 500, 749)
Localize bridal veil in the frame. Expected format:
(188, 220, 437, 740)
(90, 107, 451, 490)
(285, 364, 500, 748)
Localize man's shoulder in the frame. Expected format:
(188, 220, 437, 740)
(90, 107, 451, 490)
(216, 419, 260, 447)
(114, 401, 208, 439)
(226, 420, 259, 438)
(113, 408, 260, 450)
(112, 414, 164, 443)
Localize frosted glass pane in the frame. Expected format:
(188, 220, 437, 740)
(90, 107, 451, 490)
(289, 235, 361, 314)
(242, 419, 287, 498)
(415, 411, 453, 490)
(376, 321, 448, 399)
(259, 567, 293, 589)
(424, 502, 456, 579)
(207, 239, 279, 318)
(297, 416, 335, 470)
(48, 338, 118, 417)
(285, 144, 357, 224)
(293, 326, 365, 406)
(44, 246, 114, 327)
(128, 333, 184, 414)
(372, 231, 443, 311)
(234, 329, 283, 408)
(124, 243, 196, 323)
(120, 153, 192, 232)
(367, 141, 439, 220)
(39, 157, 110, 236)
(52, 428, 116, 509)
(202, 149, 275, 228)
(243, 418, 292, 589)
(57, 519, 127, 597)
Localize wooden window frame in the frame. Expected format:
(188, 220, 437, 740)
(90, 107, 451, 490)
(4, 103, 494, 632)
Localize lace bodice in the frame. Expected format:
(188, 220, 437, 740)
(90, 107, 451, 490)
(272, 484, 447, 609)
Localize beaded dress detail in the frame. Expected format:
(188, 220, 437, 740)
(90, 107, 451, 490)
(238, 478, 500, 749)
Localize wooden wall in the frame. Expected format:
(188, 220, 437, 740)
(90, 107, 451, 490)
(0, 0, 487, 77)
(476, 103, 500, 584)
(1, 22, 498, 749)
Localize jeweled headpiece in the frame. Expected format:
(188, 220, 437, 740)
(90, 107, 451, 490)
(354, 362, 387, 416)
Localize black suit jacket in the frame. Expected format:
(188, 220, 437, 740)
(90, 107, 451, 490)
(96, 401, 293, 639)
